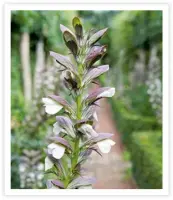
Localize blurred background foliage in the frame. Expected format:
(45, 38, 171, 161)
(11, 10, 162, 189)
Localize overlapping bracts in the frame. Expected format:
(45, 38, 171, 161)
(42, 17, 115, 189)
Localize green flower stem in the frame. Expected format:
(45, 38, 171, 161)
(64, 53, 84, 187)
(71, 62, 83, 176)
(76, 94, 82, 120)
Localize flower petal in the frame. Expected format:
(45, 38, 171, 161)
(86, 87, 115, 105)
(45, 105, 63, 115)
(51, 180, 65, 189)
(53, 122, 63, 135)
(78, 124, 98, 138)
(42, 98, 56, 105)
(107, 139, 116, 146)
(97, 87, 115, 98)
(47, 143, 57, 154)
(56, 116, 75, 138)
(45, 156, 54, 171)
(49, 95, 73, 114)
(82, 133, 113, 147)
(97, 139, 115, 154)
(42, 97, 63, 115)
(46, 180, 62, 189)
(82, 105, 97, 119)
(65, 32, 78, 56)
(85, 46, 107, 68)
(49, 136, 72, 149)
(52, 145, 65, 159)
(82, 65, 109, 86)
(60, 24, 75, 36)
(60, 24, 78, 57)
(50, 51, 77, 73)
(48, 143, 65, 159)
(88, 28, 108, 46)
(93, 112, 98, 121)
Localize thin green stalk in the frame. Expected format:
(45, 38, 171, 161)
(71, 62, 83, 175)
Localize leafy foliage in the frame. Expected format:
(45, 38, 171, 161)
(129, 131, 162, 189)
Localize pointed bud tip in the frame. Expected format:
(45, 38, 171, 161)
(60, 24, 64, 29)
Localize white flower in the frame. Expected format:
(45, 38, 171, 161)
(97, 87, 115, 98)
(97, 139, 116, 153)
(93, 111, 98, 121)
(45, 156, 54, 171)
(42, 97, 63, 115)
(53, 122, 64, 135)
(78, 124, 98, 137)
(48, 143, 65, 159)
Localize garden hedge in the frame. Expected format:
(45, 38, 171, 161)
(109, 98, 161, 145)
(129, 131, 162, 189)
(108, 97, 162, 189)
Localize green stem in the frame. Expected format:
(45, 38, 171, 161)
(76, 94, 82, 120)
(71, 136, 80, 169)
(71, 63, 83, 175)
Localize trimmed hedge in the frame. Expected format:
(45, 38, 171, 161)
(109, 98, 160, 145)
(129, 131, 162, 189)
(108, 97, 162, 189)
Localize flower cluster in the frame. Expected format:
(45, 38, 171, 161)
(42, 17, 115, 189)
(146, 45, 162, 124)
(19, 150, 44, 189)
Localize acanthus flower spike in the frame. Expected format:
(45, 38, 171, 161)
(43, 17, 116, 189)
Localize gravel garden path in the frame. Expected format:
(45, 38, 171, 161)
(84, 87, 137, 189)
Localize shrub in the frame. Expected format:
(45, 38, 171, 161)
(129, 131, 162, 189)
(109, 98, 160, 144)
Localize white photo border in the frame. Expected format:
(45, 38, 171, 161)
(4, 3, 169, 196)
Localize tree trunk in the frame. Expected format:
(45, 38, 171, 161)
(20, 32, 32, 104)
(34, 39, 45, 98)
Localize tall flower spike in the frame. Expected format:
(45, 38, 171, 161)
(43, 17, 115, 189)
